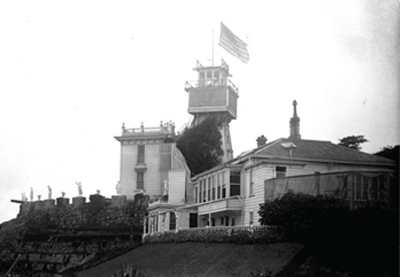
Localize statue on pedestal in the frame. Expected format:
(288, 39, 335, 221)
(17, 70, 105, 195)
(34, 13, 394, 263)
(116, 181, 121, 195)
(76, 182, 82, 196)
(30, 188, 33, 202)
(163, 179, 169, 195)
(48, 186, 52, 199)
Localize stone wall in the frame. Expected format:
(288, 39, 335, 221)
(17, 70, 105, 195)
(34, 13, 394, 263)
(17, 193, 149, 231)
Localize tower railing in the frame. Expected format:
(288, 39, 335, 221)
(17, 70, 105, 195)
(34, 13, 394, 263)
(122, 124, 175, 137)
(185, 78, 238, 94)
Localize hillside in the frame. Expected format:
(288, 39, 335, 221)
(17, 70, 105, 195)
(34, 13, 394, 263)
(75, 242, 304, 277)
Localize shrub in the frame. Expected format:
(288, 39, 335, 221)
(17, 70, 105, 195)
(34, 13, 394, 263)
(143, 226, 284, 244)
(258, 191, 348, 243)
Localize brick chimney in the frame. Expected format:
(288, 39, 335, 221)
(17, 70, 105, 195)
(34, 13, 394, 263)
(256, 135, 267, 147)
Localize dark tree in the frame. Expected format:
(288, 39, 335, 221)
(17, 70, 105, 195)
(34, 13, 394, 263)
(338, 135, 368, 150)
(176, 117, 223, 176)
(374, 145, 399, 162)
(374, 145, 399, 209)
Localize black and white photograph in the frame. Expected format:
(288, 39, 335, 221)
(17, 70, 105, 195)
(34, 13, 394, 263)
(0, 1, 398, 276)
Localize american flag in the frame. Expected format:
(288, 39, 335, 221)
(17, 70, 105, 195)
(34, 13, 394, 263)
(219, 22, 249, 64)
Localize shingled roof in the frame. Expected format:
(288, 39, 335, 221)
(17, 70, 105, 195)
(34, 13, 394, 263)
(238, 138, 395, 167)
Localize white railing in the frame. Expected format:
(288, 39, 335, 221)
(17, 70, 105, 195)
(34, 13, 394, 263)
(185, 78, 239, 94)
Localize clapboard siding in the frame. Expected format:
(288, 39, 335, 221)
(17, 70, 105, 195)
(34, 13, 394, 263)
(169, 170, 185, 204)
(144, 144, 161, 197)
(243, 164, 273, 226)
(120, 144, 137, 199)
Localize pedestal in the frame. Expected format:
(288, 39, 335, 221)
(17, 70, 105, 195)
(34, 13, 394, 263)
(56, 197, 70, 206)
(34, 200, 44, 210)
(89, 194, 105, 204)
(72, 196, 86, 207)
(44, 199, 55, 209)
(112, 195, 127, 206)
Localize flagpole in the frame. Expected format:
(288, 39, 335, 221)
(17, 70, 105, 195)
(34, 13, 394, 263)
(212, 29, 214, 66)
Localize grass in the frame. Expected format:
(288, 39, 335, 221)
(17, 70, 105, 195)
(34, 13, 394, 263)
(75, 242, 304, 277)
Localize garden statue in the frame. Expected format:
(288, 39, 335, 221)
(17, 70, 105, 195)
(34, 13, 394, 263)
(163, 179, 169, 195)
(21, 192, 27, 202)
(30, 188, 33, 202)
(37, 195, 41, 201)
(76, 182, 82, 196)
(48, 186, 52, 199)
(96, 190, 101, 195)
(116, 181, 121, 195)
(61, 192, 65, 197)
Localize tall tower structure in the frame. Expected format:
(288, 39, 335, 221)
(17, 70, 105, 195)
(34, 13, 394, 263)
(184, 60, 238, 162)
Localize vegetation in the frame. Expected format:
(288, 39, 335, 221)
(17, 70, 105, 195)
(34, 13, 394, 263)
(0, 195, 147, 274)
(258, 191, 398, 276)
(176, 116, 224, 175)
(143, 226, 283, 244)
(258, 191, 348, 243)
(75, 242, 303, 277)
(337, 135, 368, 150)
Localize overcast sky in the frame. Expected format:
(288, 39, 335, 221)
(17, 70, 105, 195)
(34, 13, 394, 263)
(0, 0, 399, 223)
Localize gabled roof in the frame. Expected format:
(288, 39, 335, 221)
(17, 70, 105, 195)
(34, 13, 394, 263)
(236, 138, 395, 167)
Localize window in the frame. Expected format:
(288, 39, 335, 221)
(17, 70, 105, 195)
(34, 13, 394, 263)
(213, 71, 220, 85)
(138, 145, 145, 163)
(249, 211, 254, 225)
(225, 216, 229, 226)
(220, 217, 224, 226)
(208, 177, 211, 201)
(194, 187, 198, 203)
(355, 174, 368, 200)
(217, 173, 221, 199)
(231, 217, 235, 226)
(370, 175, 384, 201)
(249, 170, 254, 196)
(276, 166, 287, 178)
(230, 170, 241, 196)
(137, 172, 144, 189)
(212, 176, 216, 200)
(230, 170, 241, 184)
(189, 213, 198, 228)
(199, 180, 203, 203)
(169, 212, 176, 230)
(222, 173, 226, 198)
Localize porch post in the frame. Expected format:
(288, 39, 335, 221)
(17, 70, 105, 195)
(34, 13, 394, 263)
(208, 201, 212, 226)
(175, 211, 179, 233)
(143, 217, 147, 237)
(226, 171, 230, 197)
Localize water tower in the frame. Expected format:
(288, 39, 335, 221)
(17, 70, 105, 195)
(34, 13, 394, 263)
(184, 59, 238, 162)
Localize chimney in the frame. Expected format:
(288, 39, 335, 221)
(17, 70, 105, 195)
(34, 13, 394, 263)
(256, 135, 267, 147)
(289, 100, 301, 139)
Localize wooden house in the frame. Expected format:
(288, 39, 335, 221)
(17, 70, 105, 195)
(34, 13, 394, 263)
(143, 101, 395, 236)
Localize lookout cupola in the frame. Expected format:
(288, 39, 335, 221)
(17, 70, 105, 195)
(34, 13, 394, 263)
(184, 59, 239, 162)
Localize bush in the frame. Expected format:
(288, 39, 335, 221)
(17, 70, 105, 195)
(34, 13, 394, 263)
(258, 191, 398, 276)
(258, 191, 348, 243)
(143, 226, 284, 244)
